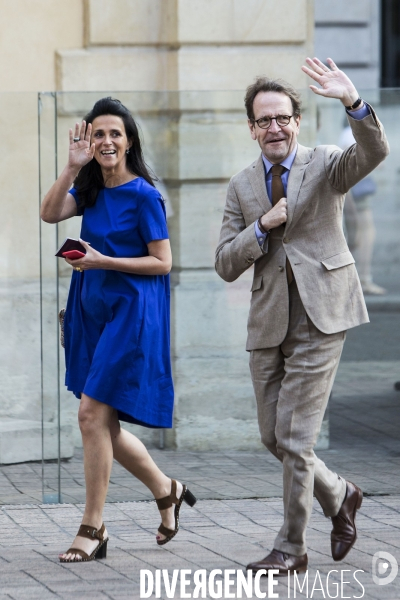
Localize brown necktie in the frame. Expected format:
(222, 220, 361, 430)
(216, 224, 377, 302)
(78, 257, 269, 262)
(270, 165, 293, 284)
(271, 164, 285, 207)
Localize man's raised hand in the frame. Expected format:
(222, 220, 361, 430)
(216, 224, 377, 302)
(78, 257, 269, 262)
(301, 57, 360, 107)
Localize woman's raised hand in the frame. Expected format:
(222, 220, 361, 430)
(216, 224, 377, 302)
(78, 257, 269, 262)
(68, 121, 95, 170)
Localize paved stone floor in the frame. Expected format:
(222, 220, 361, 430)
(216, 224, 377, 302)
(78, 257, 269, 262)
(0, 356, 399, 598)
(0, 495, 399, 599)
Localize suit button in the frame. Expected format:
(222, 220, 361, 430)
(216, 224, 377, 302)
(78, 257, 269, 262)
(278, 266, 284, 272)
(283, 237, 289, 243)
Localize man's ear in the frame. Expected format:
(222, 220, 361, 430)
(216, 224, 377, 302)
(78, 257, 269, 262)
(248, 119, 257, 141)
(295, 114, 302, 132)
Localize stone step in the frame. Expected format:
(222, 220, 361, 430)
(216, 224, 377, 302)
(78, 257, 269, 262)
(0, 419, 74, 464)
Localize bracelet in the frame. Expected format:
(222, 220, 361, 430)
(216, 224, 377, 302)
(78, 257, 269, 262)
(258, 217, 268, 234)
(345, 97, 363, 111)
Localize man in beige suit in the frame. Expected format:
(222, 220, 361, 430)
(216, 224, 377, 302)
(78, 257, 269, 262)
(215, 58, 389, 574)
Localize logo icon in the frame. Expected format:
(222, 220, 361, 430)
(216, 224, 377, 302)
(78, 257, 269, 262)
(372, 551, 398, 586)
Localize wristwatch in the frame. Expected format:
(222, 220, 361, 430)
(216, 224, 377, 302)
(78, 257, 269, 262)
(345, 97, 363, 111)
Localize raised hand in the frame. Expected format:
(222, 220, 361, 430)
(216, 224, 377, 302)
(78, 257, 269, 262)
(68, 120, 95, 170)
(301, 57, 359, 107)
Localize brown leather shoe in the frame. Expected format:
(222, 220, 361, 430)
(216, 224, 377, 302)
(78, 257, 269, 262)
(247, 549, 308, 575)
(331, 481, 363, 561)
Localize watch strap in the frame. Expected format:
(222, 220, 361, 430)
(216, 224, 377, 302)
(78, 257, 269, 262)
(345, 97, 362, 111)
(258, 217, 268, 235)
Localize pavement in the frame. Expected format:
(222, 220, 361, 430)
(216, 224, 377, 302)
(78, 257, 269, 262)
(1, 319, 400, 599)
(0, 493, 399, 600)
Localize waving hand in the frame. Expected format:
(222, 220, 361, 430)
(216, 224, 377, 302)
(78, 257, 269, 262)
(68, 120, 95, 170)
(301, 57, 360, 107)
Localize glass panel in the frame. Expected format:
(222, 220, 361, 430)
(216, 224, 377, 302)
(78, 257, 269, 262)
(38, 92, 76, 503)
(0, 88, 396, 506)
(316, 89, 400, 297)
(0, 92, 43, 503)
(33, 88, 400, 503)
(317, 89, 400, 457)
(39, 93, 62, 503)
(37, 88, 317, 501)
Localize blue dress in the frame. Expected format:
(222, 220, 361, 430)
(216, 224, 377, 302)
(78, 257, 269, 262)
(64, 178, 174, 428)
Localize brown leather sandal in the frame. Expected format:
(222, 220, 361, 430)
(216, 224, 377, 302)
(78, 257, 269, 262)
(59, 523, 108, 562)
(156, 479, 197, 546)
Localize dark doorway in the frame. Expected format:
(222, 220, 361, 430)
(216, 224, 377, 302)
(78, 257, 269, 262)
(381, 0, 400, 87)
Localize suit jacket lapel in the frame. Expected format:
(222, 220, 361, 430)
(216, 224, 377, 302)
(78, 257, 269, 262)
(246, 154, 271, 214)
(285, 144, 312, 230)
(245, 147, 312, 224)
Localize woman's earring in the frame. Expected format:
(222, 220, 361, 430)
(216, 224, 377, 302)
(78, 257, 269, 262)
(126, 149, 130, 154)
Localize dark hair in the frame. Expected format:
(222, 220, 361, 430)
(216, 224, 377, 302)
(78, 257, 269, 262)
(244, 77, 302, 121)
(74, 97, 155, 208)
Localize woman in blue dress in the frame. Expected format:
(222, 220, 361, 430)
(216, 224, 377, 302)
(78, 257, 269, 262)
(41, 97, 196, 563)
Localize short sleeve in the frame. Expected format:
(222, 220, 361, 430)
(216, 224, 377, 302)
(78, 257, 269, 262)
(69, 187, 84, 216)
(138, 191, 169, 244)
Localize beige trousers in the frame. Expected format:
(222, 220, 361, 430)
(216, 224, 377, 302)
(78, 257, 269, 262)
(249, 281, 347, 556)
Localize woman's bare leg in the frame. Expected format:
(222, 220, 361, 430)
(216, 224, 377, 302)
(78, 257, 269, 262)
(109, 414, 183, 542)
(60, 394, 113, 560)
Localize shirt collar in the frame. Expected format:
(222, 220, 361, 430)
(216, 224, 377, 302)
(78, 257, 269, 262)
(262, 144, 298, 175)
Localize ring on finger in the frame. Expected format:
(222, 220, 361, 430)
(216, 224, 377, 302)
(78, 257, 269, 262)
(73, 137, 80, 142)
(74, 267, 83, 272)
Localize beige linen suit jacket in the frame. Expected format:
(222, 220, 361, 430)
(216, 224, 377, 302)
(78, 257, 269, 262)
(215, 107, 389, 350)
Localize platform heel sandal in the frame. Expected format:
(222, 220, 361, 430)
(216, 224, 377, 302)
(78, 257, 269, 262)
(156, 479, 197, 546)
(59, 523, 108, 563)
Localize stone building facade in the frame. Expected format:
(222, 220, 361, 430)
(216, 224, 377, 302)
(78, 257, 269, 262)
(315, 0, 380, 90)
(0, 1, 315, 456)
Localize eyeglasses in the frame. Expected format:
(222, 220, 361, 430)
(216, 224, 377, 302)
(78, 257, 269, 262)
(252, 115, 293, 129)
